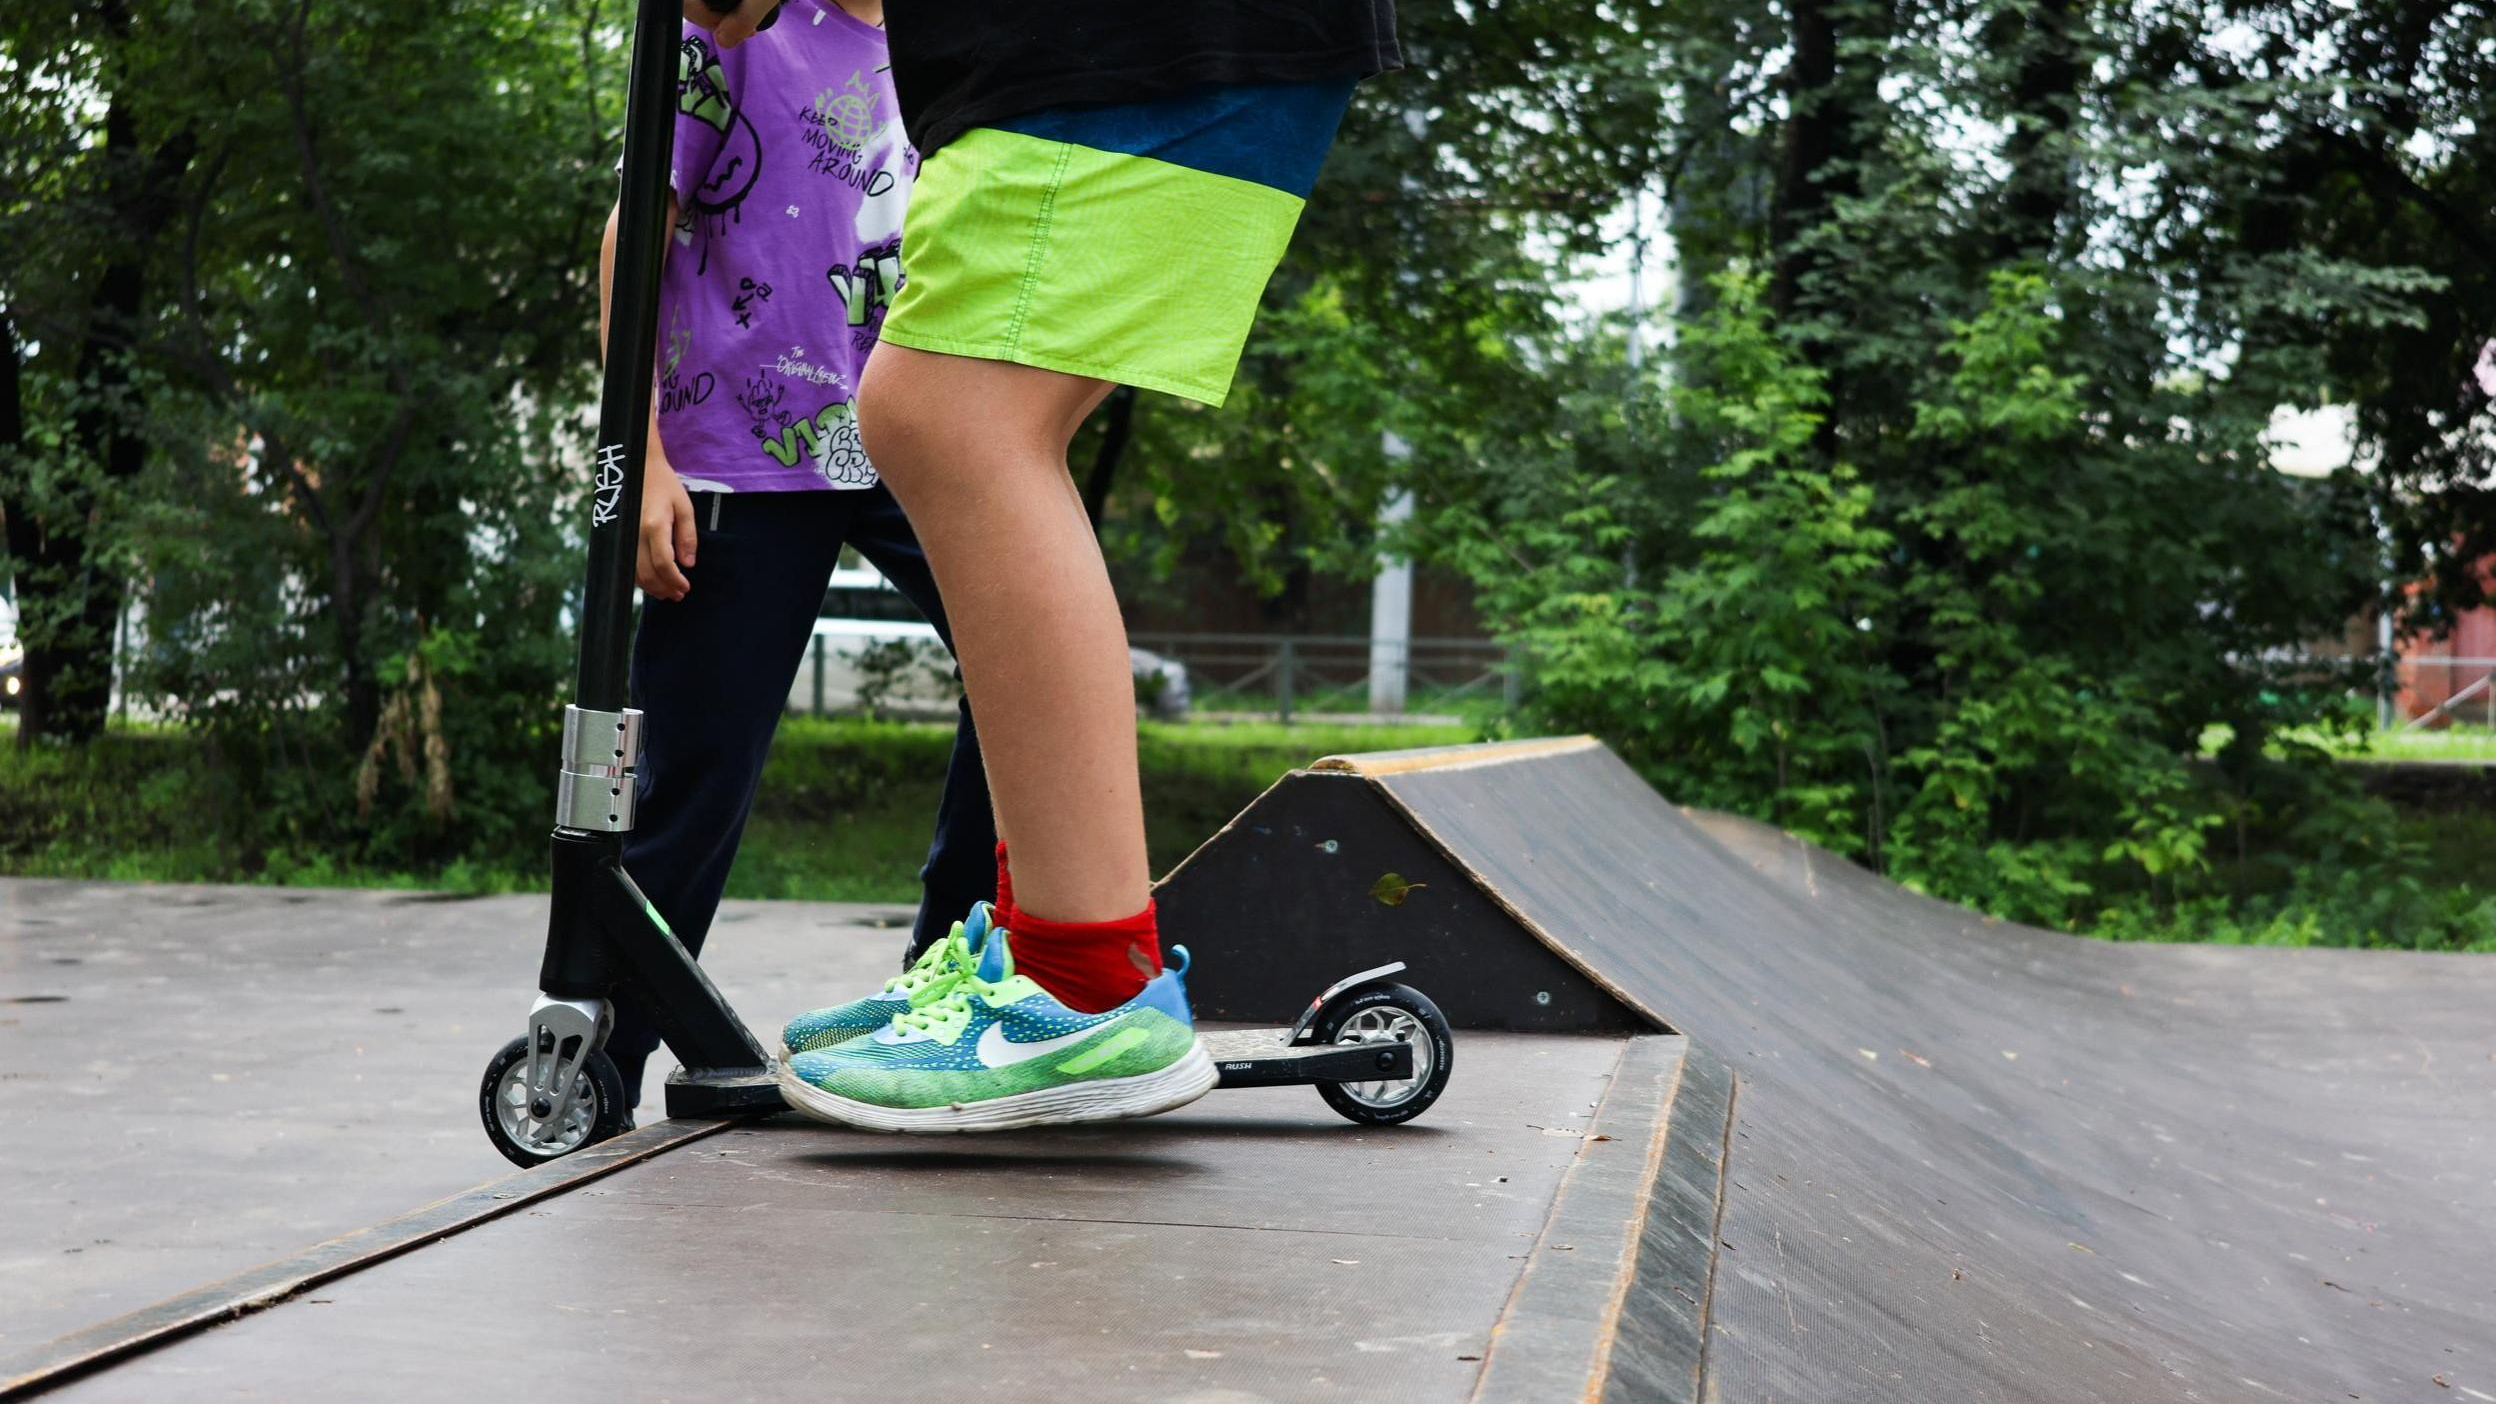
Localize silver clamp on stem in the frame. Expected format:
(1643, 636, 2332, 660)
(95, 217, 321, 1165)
(554, 705, 645, 833)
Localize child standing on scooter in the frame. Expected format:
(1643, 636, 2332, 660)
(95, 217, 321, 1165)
(689, 0, 1401, 1132)
(599, 0, 1000, 1113)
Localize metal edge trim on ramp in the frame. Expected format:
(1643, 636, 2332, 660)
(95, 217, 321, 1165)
(0, 1118, 740, 1400)
(1473, 1036, 1737, 1404)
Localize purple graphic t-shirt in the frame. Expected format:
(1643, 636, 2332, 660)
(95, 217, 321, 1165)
(659, 1, 913, 493)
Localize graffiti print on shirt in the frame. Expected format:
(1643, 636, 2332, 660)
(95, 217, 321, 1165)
(655, 11, 901, 493)
(760, 398, 876, 487)
(678, 35, 762, 273)
(826, 237, 902, 349)
(659, 303, 717, 414)
(732, 276, 773, 330)
(679, 38, 733, 133)
(737, 360, 874, 490)
(798, 70, 904, 195)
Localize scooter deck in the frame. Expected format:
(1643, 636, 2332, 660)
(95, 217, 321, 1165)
(649, 1028, 1421, 1120)
(662, 1068, 783, 1119)
(1201, 1026, 1416, 1089)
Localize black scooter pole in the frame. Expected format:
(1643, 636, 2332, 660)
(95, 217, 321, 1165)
(491, 0, 781, 1168)
(582, 0, 778, 707)
(577, 0, 680, 711)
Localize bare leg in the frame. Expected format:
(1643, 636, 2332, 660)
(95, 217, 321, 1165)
(859, 343, 1138, 923)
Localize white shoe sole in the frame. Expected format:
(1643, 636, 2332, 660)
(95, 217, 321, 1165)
(777, 1040, 1219, 1135)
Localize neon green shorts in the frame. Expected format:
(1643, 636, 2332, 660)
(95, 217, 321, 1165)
(880, 80, 1357, 407)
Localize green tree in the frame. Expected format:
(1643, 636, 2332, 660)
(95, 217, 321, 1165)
(5, 0, 620, 861)
(1, 0, 198, 744)
(1429, 0, 2475, 935)
(1090, 0, 1683, 618)
(1451, 274, 1891, 854)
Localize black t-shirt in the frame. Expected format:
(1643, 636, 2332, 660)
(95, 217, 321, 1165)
(887, 1, 1401, 157)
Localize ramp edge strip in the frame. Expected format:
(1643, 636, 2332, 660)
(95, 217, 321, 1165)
(0, 1116, 740, 1400)
(1685, 1059, 1737, 1404)
(1472, 1035, 1733, 1404)
(1309, 735, 1599, 777)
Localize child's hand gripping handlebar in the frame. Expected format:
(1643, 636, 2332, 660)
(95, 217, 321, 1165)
(691, 0, 780, 38)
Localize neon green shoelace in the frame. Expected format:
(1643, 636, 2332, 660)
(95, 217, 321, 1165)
(880, 922, 966, 998)
(890, 936, 996, 1038)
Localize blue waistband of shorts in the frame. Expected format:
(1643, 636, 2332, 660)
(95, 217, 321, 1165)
(991, 77, 1358, 198)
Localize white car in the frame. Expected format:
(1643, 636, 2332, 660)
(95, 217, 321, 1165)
(0, 593, 18, 709)
(786, 562, 1189, 719)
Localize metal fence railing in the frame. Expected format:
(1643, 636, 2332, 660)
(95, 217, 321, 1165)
(1127, 632, 1516, 723)
(2395, 655, 2496, 731)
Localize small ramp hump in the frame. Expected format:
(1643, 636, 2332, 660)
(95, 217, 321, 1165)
(1158, 735, 1669, 1033)
(1165, 736, 2496, 1402)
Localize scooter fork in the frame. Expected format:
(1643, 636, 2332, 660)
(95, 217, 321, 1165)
(519, 994, 611, 1151)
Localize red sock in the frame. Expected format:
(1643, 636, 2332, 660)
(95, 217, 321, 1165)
(993, 841, 1017, 926)
(1006, 900, 1161, 1014)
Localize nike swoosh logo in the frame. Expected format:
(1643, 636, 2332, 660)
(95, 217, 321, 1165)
(976, 1022, 1108, 1068)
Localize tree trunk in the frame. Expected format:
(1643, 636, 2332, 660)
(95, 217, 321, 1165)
(332, 533, 380, 746)
(1767, 0, 1885, 458)
(1666, 76, 1755, 325)
(1993, 0, 2081, 262)
(6, 0, 188, 745)
(53, 129, 151, 741)
(1768, 0, 1842, 322)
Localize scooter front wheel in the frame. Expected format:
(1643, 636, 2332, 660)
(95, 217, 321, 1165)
(478, 1035, 629, 1168)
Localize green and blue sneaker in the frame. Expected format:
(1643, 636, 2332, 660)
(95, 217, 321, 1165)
(777, 921, 1217, 1133)
(777, 903, 998, 1057)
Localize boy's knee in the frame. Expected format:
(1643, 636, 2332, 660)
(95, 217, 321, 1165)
(856, 353, 943, 477)
(859, 346, 1105, 489)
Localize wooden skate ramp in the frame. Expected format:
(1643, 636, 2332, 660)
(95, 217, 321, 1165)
(1166, 738, 2496, 1401)
(8, 740, 2490, 1401)
(9, 1032, 1714, 1404)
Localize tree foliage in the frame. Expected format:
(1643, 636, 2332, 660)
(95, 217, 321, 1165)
(1427, 0, 2490, 939)
(2, 0, 2491, 938)
(3, 0, 615, 859)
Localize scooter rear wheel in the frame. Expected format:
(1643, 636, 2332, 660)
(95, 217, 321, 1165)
(479, 1035, 629, 1168)
(1315, 983, 1454, 1126)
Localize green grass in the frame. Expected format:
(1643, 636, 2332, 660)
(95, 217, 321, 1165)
(2201, 718, 2496, 765)
(10, 712, 2484, 950)
(724, 716, 1476, 902)
(0, 714, 1477, 903)
(2350, 726, 2496, 764)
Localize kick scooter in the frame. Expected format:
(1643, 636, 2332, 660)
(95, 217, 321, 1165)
(1204, 962, 1454, 1126)
(477, 0, 784, 1168)
(480, 0, 1454, 1166)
